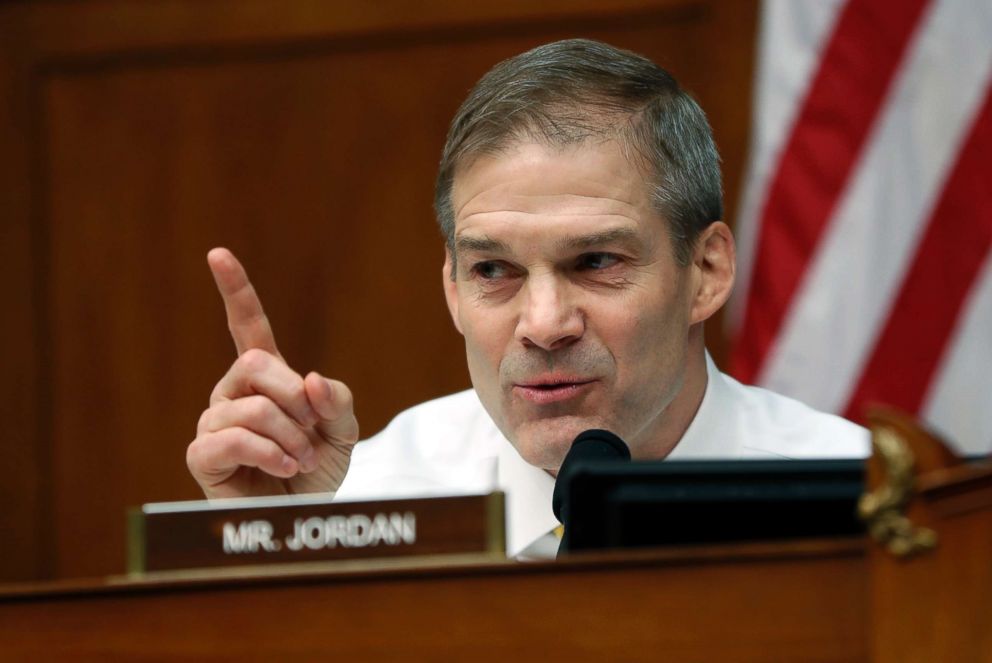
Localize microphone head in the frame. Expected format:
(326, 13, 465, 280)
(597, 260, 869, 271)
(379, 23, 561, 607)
(552, 429, 631, 522)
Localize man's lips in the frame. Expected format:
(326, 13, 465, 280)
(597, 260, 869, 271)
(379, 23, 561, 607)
(512, 377, 596, 405)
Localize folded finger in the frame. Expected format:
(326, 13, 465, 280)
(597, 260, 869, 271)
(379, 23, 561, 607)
(187, 427, 299, 486)
(200, 395, 317, 472)
(211, 349, 319, 428)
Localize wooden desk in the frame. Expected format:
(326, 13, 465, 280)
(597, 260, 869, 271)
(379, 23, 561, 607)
(5, 412, 989, 661)
(0, 540, 866, 662)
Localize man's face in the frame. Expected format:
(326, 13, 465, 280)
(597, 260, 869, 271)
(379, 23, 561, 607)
(443, 140, 704, 470)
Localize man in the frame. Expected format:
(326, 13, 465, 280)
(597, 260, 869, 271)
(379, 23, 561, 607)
(187, 39, 868, 559)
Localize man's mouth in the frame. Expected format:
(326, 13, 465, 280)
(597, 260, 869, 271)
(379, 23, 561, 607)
(513, 377, 596, 405)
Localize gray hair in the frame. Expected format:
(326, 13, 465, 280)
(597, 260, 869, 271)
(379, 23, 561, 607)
(434, 38, 722, 268)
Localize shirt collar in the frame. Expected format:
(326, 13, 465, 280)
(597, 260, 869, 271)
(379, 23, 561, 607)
(666, 351, 743, 459)
(495, 436, 559, 559)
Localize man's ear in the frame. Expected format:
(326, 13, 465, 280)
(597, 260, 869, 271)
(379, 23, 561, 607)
(442, 248, 463, 335)
(688, 221, 736, 325)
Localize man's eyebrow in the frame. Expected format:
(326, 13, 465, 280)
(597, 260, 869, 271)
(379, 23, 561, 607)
(555, 227, 642, 251)
(454, 235, 511, 254)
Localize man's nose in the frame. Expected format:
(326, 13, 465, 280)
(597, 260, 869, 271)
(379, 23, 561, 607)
(514, 275, 584, 351)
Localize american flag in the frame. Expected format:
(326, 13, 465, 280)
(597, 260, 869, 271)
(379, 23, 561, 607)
(729, 0, 992, 454)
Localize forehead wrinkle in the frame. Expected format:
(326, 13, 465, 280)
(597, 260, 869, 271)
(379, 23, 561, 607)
(456, 190, 642, 222)
(458, 209, 642, 229)
(554, 227, 643, 252)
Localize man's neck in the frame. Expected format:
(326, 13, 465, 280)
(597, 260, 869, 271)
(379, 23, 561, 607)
(635, 334, 710, 461)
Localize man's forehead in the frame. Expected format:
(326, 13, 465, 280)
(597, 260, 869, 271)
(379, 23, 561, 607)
(451, 140, 655, 226)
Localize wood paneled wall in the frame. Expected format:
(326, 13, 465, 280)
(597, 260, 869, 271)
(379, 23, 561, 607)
(0, 0, 758, 581)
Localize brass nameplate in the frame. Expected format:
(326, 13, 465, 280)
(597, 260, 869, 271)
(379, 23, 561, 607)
(128, 492, 505, 574)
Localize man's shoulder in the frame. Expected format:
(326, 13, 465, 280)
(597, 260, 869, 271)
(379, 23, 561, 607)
(718, 370, 870, 459)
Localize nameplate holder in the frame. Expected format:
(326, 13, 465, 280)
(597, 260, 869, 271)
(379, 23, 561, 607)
(128, 492, 505, 574)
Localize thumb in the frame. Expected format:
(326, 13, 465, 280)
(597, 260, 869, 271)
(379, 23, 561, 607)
(304, 372, 360, 445)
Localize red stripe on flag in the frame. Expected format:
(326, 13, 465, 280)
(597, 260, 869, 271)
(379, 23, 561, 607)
(731, 0, 932, 384)
(842, 84, 992, 422)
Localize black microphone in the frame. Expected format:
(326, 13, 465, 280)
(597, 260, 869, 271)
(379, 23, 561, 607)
(552, 429, 631, 529)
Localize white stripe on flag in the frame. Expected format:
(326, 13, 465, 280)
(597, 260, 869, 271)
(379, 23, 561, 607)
(923, 249, 992, 455)
(758, 0, 992, 413)
(729, 0, 846, 330)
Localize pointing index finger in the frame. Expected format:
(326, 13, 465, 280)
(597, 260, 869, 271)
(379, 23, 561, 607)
(208, 247, 281, 357)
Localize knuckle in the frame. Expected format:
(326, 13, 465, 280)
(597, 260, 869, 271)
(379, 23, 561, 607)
(186, 435, 213, 474)
(209, 381, 226, 405)
(185, 439, 201, 471)
(244, 395, 276, 422)
(196, 408, 212, 434)
(239, 348, 272, 372)
(224, 428, 255, 459)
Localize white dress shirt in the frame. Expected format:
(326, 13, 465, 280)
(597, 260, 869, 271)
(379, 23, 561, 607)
(334, 354, 869, 559)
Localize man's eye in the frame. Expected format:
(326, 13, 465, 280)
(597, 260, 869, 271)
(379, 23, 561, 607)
(576, 253, 620, 271)
(471, 261, 508, 280)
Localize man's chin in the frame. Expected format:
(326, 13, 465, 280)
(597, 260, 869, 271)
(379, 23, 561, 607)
(509, 415, 612, 471)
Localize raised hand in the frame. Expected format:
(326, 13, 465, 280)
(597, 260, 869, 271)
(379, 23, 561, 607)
(186, 248, 359, 499)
